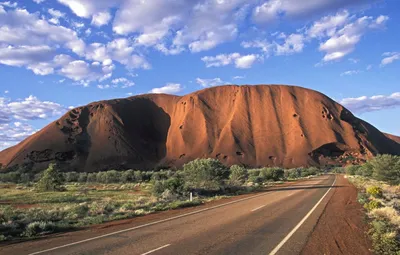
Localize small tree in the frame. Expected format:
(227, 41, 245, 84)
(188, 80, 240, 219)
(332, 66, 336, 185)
(260, 167, 284, 181)
(229, 165, 248, 185)
(370, 154, 400, 185)
(345, 165, 360, 175)
(182, 158, 229, 191)
(35, 164, 65, 192)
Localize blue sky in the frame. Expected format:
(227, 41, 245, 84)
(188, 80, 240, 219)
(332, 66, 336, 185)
(0, 0, 399, 150)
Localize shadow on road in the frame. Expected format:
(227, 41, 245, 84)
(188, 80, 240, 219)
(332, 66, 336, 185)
(267, 185, 343, 192)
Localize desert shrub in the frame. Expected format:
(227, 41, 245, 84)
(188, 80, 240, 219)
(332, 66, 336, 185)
(259, 167, 284, 181)
(151, 172, 169, 181)
(168, 200, 202, 209)
(152, 177, 184, 196)
(367, 186, 383, 198)
(365, 200, 382, 211)
(285, 168, 301, 179)
(345, 165, 361, 175)
(120, 170, 135, 183)
(0, 206, 19, 222)
(33, 173, 42, 182)
(369, 220, 400, 255)
(357, 192, 369, 205)
(35, 164, 65, 192)
(152, 181, 165, 196)
(23, 221, 56, 237)
(371, 207, 400, 227)
(64, 172, 79, 182)
(0, 172, 21, 183)
(120, 202, 135, 211)
(370, 155, 400, 185)
(96, 172, 106, 183)
(86, 173, 97, 182)
(331, 167, 345, 173)
(104, 170, 120, 183)
(20, 173, 31, 183)
(78, 173, 87, 183)
(182, 158, 229, 191)
(70, 204, 90, 218)
(248, 175, 263, 184)
(248, 169, 261, 176)
(357, 163, 374, 177)
(164, 177, 184, 193)
(300, 167, 320, 177)
(134, 171, 143, 182)
(229, 165, 248, 185)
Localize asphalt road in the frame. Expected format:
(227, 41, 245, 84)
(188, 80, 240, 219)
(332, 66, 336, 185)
(1, 175, 337, 255)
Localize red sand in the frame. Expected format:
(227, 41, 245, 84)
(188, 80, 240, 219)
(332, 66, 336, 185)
(301, 175, 373, 255)
(1, 85, 399, 171)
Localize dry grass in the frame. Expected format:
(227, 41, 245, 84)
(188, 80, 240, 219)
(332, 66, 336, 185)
(371, 207, 400, 227)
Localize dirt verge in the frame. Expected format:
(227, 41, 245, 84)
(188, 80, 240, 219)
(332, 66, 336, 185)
(301, 175, 372, 255)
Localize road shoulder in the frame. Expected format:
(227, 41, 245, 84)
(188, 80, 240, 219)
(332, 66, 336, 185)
(300, 175, 373, 255)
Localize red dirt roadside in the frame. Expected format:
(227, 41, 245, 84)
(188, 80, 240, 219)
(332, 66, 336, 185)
(301, 175, 373, 255)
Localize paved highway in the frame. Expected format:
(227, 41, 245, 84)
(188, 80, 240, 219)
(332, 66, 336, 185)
(1, 175, 337, 255)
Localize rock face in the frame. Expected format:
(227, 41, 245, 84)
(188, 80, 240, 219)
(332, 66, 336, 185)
(1, 85, 399, 172)
(384, 133, 400, 144)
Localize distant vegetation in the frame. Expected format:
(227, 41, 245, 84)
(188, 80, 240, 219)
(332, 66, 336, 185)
(345, 155, 400, 255)
(0, 159, 323, 241)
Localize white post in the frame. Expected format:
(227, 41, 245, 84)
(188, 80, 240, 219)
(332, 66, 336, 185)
(190, 192, 193, 201)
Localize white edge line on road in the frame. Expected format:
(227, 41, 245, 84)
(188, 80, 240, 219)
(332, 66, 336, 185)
(140, 244, 171, 255)
(28, 178, 316, 255)
(251, 205, 266, 212)
(268, 175, 337, 255)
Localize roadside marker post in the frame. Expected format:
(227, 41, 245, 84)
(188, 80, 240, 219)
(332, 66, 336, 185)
(190, 192, 193, 201)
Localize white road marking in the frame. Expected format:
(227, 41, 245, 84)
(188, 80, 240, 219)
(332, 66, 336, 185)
(140, 244, 171, 255)
(28, 179, 324, 255)
(268, 175, 337, 255)
(251, 205, 266, 211)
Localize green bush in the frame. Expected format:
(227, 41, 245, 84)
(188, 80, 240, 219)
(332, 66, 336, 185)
(64, 172, 79, 182)
(357, 193, 369, 205)
(369, 220, 400, 255)
(345, 165, 361, 175)
(168, 200, 202, 209)
(23, 221, 56, 237)
(248, 175, 263, 184)
(134, 171, 143, 182)
(229, 165, 248, 185)
(35, 164, 65, 192)
(152, 177, 184, 196)
(120, 170, 135, 183)
(367, 186, 383, 198)
(331, 167, 345, 173)
(78, 173, 87, 183)
(357, 163, 374, 177)
(300, 167, 320, 177)
(370, 155, 400, 185)
(285, 168, 302, 179)
(86, 173, 97, 182)
(182, 158, 229, 191)
(364, 200, 382, 211)
(259, 167, 284, 181)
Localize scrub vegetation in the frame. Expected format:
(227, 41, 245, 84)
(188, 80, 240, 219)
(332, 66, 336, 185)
(345, 155, 400, 255)
(0, 159, 322, 242)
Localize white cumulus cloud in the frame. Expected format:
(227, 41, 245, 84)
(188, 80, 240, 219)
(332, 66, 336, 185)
(91, 11, 112, 27)
(202, 53, 260, 69)
(196, 78, 226, 88)
(381, 52, 400, 66)
(149, 83, 182, 94)
(340, 92, 400, 114)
